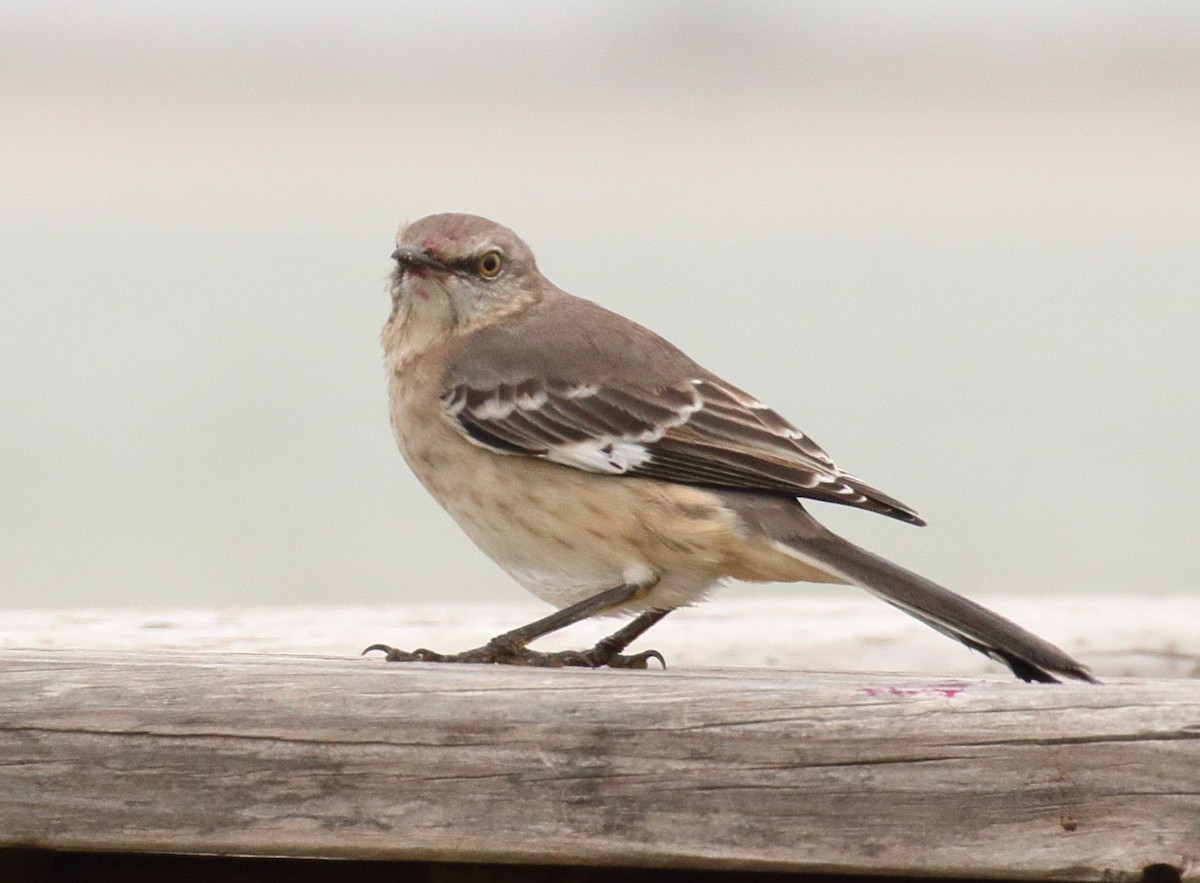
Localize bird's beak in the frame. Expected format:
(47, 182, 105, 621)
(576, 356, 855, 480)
(391, 245, 454, 275)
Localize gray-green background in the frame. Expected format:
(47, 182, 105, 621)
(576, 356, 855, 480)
(3, 2, 1197, 609)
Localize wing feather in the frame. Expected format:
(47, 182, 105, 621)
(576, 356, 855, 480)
(436, 292, 924, 524)
(442, 374, 923, 523)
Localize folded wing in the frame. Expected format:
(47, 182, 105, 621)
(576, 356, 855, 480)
(441, 371, 923, 524)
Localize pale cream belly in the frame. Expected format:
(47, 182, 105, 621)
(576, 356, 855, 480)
(400, 428, 720, 608)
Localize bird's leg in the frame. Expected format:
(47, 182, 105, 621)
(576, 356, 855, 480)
(364, 581, 669, 669)
(576, 609, 671, 668)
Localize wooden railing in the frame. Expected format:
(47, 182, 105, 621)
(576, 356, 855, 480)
(2, 597, 1196, 882)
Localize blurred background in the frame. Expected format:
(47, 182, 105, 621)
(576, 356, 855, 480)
(2, 1, 1197, 610)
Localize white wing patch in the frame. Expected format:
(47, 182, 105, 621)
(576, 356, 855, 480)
(516, 388, 549, 410)
(471, 396, 517, 420)
(563, 383, 600, 399)
(543, 394, 702, 474)
(547, 439, 653, 473)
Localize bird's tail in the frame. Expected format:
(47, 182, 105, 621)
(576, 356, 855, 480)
(788, 526, 1096, 683)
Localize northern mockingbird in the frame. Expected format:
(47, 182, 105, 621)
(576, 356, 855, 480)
(367, 212, 1094, 683)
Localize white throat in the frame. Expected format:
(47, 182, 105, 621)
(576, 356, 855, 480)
(383, 278, 458, 368)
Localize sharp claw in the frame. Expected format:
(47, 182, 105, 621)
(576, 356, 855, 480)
(604, 648, 667, 669)
(642, 649, 667, 669)
(362, 644, 438, 662)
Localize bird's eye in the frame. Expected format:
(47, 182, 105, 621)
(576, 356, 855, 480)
(476, 250, 504, 279)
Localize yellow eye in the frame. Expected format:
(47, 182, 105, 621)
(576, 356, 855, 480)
(476, 250, 503, 279)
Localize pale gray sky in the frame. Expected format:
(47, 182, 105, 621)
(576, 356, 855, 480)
(2, 2, 1198, 609)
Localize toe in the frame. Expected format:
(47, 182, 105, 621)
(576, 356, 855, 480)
(609, 649, 666, 669)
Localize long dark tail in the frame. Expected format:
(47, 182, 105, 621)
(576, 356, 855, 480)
(792, 529, 1097, 683)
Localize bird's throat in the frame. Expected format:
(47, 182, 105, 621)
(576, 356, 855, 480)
(384, 285, 457, 368)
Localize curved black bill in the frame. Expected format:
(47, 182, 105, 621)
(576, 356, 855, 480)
(391, 245, 453, 274)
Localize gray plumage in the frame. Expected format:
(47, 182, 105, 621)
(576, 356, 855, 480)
(382, 212, 1096, 683)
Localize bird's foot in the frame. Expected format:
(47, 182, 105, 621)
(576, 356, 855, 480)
(362, 639, 665, 669)
(532, 643, 666, 669)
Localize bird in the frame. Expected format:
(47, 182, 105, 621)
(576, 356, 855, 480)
(366, 212, 1095, 683)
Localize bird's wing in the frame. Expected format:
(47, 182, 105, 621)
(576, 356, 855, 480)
(439, 293, 924, 524)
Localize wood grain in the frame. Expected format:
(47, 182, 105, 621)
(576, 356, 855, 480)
(1, 649, 1197, 880)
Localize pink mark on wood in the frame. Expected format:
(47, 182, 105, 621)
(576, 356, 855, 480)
(860, 682, 968, 699)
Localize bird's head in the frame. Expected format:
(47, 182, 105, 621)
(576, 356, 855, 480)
(388, 213, 543, 331)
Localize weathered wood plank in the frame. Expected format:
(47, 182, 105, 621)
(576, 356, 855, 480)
(1, 649, 1197, 881)
(3, 595, 1197, 678)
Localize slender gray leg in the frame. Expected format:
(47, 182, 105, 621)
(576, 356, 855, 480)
(585, 609, 672, 668)
(364, 581, 670, 669)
